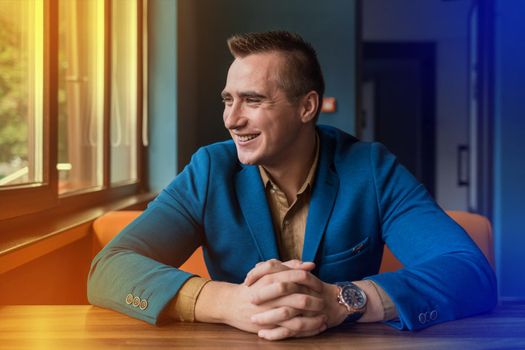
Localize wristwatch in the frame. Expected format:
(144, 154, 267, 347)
(336, 282, 367, 322)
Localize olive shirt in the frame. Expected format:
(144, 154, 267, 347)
(168, 135, 397, 322)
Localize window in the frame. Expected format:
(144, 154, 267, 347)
(58, 0, 104, 194)
(111, 0, 138, 185)
(0, 0, 44, 187)
(0, 0, 147, 220)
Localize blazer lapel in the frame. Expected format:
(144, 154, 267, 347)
(235, 165, 280, 261)
(302, 134, 339, 263)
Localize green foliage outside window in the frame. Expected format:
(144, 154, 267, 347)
(0, 14, 29, 179)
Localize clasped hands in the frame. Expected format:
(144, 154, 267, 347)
(220, 259, 347, 340)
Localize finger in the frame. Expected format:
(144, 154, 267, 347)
(250, 281, 312, 304)
(270, 293, 325, 312)
(251, 306, 301, 325)
(263, 269, 324, 294)
(282, 260, 316, 271)
(244, 259, 288, 286)
(258, 322, 327, 341)
(251, 307, 326, 328)
(258, 326, 294, 341)
(281, 259, 302, 268)
(245, 260, 316, 286)
(294, 323, 328, 338)
(278, 314, 327, 333)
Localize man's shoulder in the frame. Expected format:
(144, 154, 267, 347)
(317, 124, 356, 141)
(192, 139, 240, 169)
(317, 124, 373, 159)
(317, 124, 396, 175)
(200, 139, 237, 156)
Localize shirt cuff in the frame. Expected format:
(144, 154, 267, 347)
(368, 280, 398, 321)
(168, 276, 210, 322)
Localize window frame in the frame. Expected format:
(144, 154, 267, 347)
(0, 0, 147, 222)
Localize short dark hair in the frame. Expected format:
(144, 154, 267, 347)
(227, 31, 325, 121)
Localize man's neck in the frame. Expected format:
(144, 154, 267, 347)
(262, 128, 317, 204)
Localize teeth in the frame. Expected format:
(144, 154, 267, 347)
(238, 134, 258, 142)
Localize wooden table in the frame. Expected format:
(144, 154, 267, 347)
(1, 304, 524, 349)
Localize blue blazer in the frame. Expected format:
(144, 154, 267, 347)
(88, 125, 496, 330)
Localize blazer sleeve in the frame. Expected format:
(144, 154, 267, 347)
(87, 147, 211, 325)
(364, 143, 497, 331)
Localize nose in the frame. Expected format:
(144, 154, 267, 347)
(223, 101, 246, 130)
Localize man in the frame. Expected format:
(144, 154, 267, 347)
(88, 31, 496, 341)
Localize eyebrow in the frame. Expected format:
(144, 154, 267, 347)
(220, 91, 267, 99)
(239, 91, 266, 99)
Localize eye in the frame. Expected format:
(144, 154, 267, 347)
(246, 97, 262, 104)
(222, 97, 233, 106)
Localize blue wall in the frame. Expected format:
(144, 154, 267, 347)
(494, 0, 525, 301)
(148, 0, 178, 191)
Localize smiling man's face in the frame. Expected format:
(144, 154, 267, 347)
(222, 52, 307, 168)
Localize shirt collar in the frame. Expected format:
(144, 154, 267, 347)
(258, 132, 320, 195)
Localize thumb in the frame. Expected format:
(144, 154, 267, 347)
(282, 260, 316, 270)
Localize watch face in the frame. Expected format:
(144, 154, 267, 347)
(342, 284, 367, 309)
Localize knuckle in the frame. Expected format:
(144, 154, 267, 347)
(289, 259, 301, 267)
(295, 320, 307, 331)
(249, 291, 260, 304)
(282, 328, 293, 338)
(295, 270, 308, 280)
(260, 261, 271, 271)
(261, 260, 277, 273)
(297, 286, 308, 295)
(268, 259, 280, 267)
(263, 275, 274, 284)
(298, 295, 310, 309)
(312, 302, 322, 311)
(299, 285, 311, 294)
(276, 282, 287, 294)
(280, 307, 292, 319)
(315, 316, 325, 328)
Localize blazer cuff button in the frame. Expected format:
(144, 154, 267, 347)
(139, 299, 148, 310)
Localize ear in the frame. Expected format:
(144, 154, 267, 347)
(299, 91, 320, 124)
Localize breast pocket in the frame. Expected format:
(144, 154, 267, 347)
(320, 237, 370, 265)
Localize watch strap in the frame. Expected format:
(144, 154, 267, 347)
(336, 281, 366, 323)
(344, 310, 364, 323)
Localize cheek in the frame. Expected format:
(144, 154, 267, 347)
(264, 115, 295, 136)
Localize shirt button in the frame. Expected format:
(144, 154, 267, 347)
(270, 189, 276, 194)
(284, 220, 289, 226)
(418, 313, 427, 324)
(125, 294, 134, 305)
(430, 310, 438, 321)
(132, 296, 141, 307)
(139, 299, 148, 310)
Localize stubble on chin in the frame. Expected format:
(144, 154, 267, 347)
(236, 154, 257, 165)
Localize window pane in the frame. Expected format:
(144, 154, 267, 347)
(111, 0, 138, 185)
(57, 0, 104, 194)
(0, 0, 43, 187)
